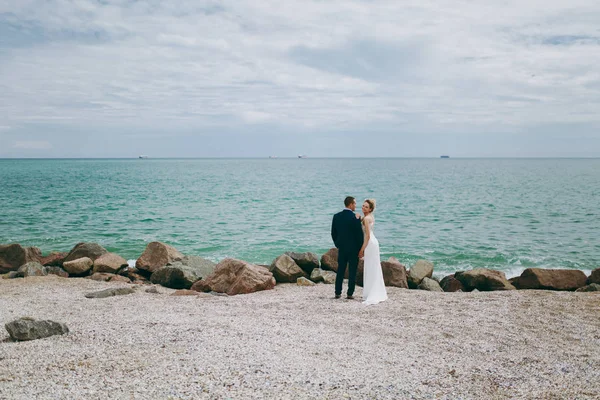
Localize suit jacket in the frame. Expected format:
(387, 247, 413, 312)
(331, 209, 364, 254)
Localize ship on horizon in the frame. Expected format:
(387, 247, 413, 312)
(139, 155, 149, 159)
(298, 155, 307, 159)
(440, 155, 450, 158)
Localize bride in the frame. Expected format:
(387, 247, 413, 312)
(359, 199, 388, 305)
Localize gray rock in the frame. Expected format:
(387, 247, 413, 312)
(63, 257, 93, 275)
(2, 271, 23, 279)
(455, 268, 516, 291)
(310, 268, 337, 284)
(64, 242, 108, 263)
(407, 260, 434, 288)
(322, 271, 337, 284)
(46, 266, 69, 278)
(85, 287, 136, 299)
(575, 283, 600, 292)
(297, 276, 316, 286)
(145, 286, 162, 294)
(18, 261, 47, 277)
(418, 277, 444, 292)
(285, 252, 320, 274)
(5, 317, 69, 341)
(269, 254, 306, 283)
(588, 268, 600, 285)
(150, 255, 216, 289)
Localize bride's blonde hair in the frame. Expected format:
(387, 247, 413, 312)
(364, 198, 376, 212)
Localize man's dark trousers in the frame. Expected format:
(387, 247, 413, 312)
(335, 249, 359, 297)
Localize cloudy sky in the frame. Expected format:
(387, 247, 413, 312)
(1, 0, 599, 157)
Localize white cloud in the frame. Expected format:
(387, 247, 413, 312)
(13, 140, 53, 150)
(0, 0, 599, 156)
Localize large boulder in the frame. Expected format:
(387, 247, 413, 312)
(407, 260, 434, 289)
(270, 254, 306, 283)
(136, 242, 183, 274)
(64, 243, 108, 263)
(39, 252, 68, 267)
(418, 277, 444, 292)
(191, 258, 276, 296)
(18, 262, 47, 277)
(319, 248, 365, 286)
(588, 268, 600, 285)
(455, 269, 515, 291)
(0, 244, 42, 273)
(93, 253, 128, 274)
(440, 275, 465, 292)
(284, 252, 320, 275)
(5, 317, 69, 341)
(381, 257, 408, 288)
(516, 268, 587, 291)
(62, 257, 93, 276)
(575, 283, 600, 292)
(150, 255, 216, 289)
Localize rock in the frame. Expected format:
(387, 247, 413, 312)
(5, 317, 69, 341)
(310, 268, 336, 284)
(145, 286, 162, 294)
(381, 257, 408, 288)
(319, 248, 365, 286)
(39, 252, 68, 267)
(85, 287, 136, 299)
(284, 252, 320, 274)
(93, 253, 128, 274)
(418, 277, 444, 292)
(18, 262, 47, 277)
(46, 266, 69, 278)
(440, 275, 465, 292)
(517, 268, 587, 291)
(150, 255, 216, 289)
(588, 268, 600, 285)
(64, 242, 108, 263)
(575, 283, 600, 292)
(0, 244, 42, 273)
(63, 257, 93, 276)
(171, 289, 211, 297)
(87, 273, 131, 283)
(269, 254, 306, 283)
(297, 277, 316, 286)
(136, 242, 183, 273)
(119, 267, 149, 282)
(455, 269, 516, 291)
(407, 260, 434, 289)
(508, 276, 520, 289)
(3, 271, 23, 279)
(190, 258, 276, 296)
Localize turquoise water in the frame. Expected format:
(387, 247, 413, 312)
(1, 158, 598, 277)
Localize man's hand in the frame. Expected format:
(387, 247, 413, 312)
(358, 250, 364, 258)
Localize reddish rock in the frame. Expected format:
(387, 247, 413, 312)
(269, 254, 306, 283)
(319, 248, 365, 286)
(0, 244, 42, 273)
(455, 269, 515, 291)
(39, 252, 68, 267)
(64, 243, 108, 263)
(381, 257, 408, 288)
(93, 253, 128, 274)
(517, 268, 587, 291)
(284, 252, 320, 275)
(191, 258, 275, 296)
(588, 268, 600, 285)
(440, 275, 465, 292)
(136, 242, 183, 273)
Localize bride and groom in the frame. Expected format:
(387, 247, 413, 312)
(331, 196, 388, 305)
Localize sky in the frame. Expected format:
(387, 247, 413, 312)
(1, 0, 599, 158)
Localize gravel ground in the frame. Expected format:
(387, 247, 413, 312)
(0, 276, 599, 400)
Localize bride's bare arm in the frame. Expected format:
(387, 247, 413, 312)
(359, 217, 370, 257)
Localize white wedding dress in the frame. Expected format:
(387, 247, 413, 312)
(362, 218, 388, 305)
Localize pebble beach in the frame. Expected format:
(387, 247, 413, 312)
(1, 276, 598, 399)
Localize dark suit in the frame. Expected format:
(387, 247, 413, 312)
(331, 209, 364, 296)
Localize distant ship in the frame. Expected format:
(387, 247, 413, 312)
(298, 155, 307, 159)
(269, 156, 277, 159)
(440, 155, 450, 158)
(139, 155, 149, 159)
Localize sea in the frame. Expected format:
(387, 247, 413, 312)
(1, 158, 598, 278)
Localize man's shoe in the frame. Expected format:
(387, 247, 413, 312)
(346, 295, 355, 300)
(335, 295, 341, 299)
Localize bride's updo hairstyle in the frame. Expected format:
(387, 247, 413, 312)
(365, 199, 376, 212)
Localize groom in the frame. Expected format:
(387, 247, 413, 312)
(331, 196, 364, 299)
